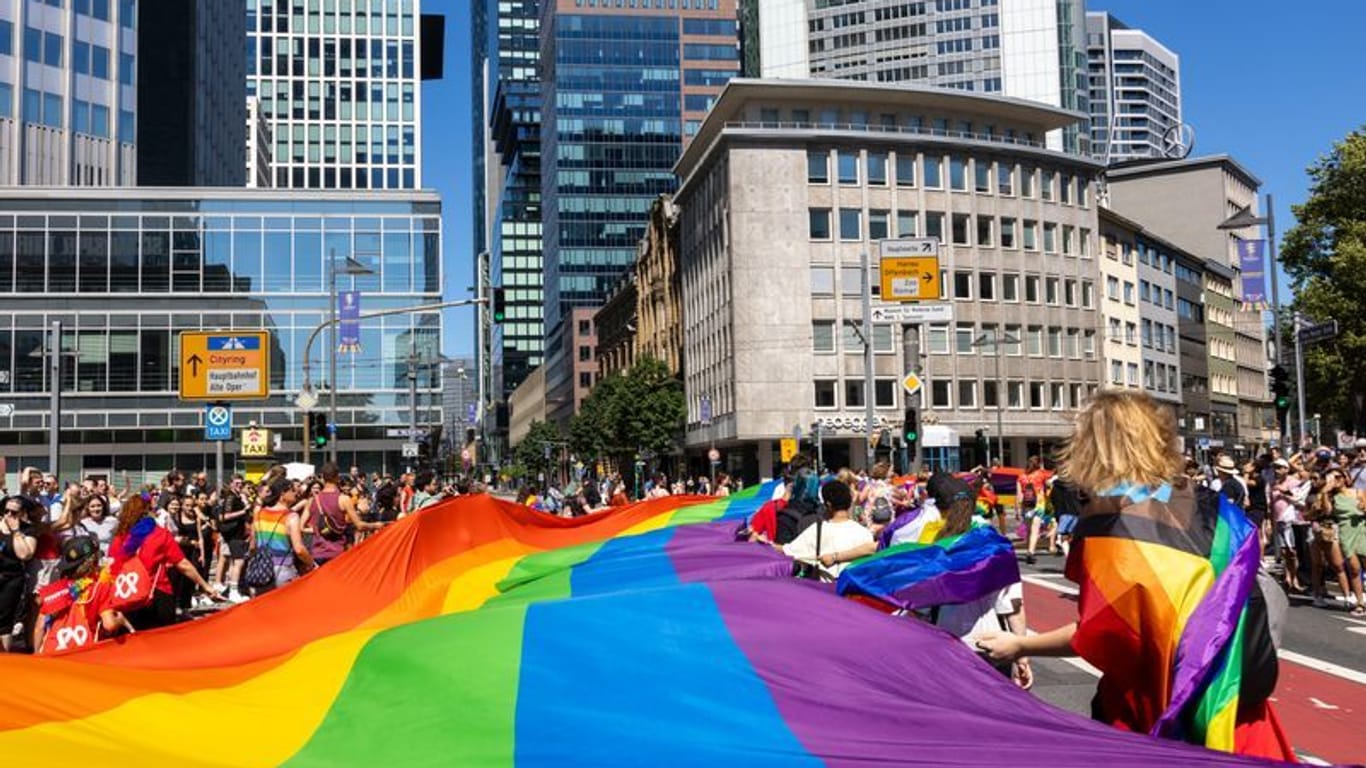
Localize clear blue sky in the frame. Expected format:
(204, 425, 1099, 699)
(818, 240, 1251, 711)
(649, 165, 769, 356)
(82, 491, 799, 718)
(426, 0, 1366, 356)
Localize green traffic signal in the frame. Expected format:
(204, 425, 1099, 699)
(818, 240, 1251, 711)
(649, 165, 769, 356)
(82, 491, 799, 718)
(1275, 395, 1291, 411)
(491, 287, 506, 324)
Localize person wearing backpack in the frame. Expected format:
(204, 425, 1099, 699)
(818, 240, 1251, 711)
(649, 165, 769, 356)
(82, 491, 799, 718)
(778, 480, 874, 580)
(35, 535, 137, 654)
(109, 495, 221, 629)
(246, 477, 316, 595)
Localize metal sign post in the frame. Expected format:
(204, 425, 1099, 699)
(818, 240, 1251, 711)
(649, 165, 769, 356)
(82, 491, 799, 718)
(862, 250, 877, 471)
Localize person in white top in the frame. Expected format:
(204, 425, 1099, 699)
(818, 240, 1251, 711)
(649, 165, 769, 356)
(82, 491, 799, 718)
(778, 480, 875, 579)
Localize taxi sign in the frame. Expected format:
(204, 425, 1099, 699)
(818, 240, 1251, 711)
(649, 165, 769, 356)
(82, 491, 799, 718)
(179, 331, 271, 401)
(240, 427, 272, 458)
(880, 238, 941, 302)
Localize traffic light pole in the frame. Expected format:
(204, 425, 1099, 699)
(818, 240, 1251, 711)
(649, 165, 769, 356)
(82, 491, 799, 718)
(862, 250, 877, 471)
(1294, 312, 1309, 446)
(903, 321, 921, 474)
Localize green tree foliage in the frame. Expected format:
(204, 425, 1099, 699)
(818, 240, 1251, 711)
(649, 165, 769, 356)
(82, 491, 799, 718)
(568, 356, 685, 468)
(1281, 128, 1366, 431)
(511, 420, 563, 482)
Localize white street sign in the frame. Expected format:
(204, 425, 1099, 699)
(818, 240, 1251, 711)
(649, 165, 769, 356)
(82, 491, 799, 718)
(401, 442, 420, 458)
(294, 388, 319, 410)
(388, 427, 429, 439)
(0, 404, 13, 417)
(870, 303, 954, 323)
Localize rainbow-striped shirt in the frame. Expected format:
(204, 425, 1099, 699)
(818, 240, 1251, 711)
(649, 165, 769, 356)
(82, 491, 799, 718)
(253, 507, 294, 558)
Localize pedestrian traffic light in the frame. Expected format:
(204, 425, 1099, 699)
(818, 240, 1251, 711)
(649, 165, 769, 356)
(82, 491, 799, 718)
(902, 408, 919, 449)
(310, 412, 329, 448)
(975, 429, 989, 462)
(491, 287, 506, 324)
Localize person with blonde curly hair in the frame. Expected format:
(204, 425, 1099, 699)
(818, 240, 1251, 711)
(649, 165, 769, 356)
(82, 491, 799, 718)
(977, 391, 1294, 760)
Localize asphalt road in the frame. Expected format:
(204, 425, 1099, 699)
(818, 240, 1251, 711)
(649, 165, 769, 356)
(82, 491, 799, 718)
(1016, 553, 1366, 765)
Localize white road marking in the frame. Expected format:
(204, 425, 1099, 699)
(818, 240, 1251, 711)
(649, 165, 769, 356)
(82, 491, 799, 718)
(1308, 697, 1340, 711)
(1020, 575, 1366, 687)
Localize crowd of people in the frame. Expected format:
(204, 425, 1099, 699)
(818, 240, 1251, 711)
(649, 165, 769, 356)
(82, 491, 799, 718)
(514, 471, 738, 516)
(1, 463, 479, 654)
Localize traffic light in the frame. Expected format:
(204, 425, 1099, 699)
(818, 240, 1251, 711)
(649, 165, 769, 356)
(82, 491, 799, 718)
(902, 408, 920, 451)
(310, 411, 330, 449)
(975, 428, 989, 464)
(491, 287, 506, 323)
(1270, 365, 1291, 412)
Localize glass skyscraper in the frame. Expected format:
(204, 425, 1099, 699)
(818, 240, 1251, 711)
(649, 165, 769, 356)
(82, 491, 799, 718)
(0, 188, 443, 480)
(0, 0, 138, 185)
(537, 1, 739, 425)
(245, 0, 423, 190)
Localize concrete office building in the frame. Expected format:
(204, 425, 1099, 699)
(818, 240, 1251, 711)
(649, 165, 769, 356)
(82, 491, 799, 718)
(0, 188, 444, 481)
(246, 0, 426, 189)
(539, 0, 741, 428)
(747, 0, 1090, 153)
(1173, 249, 1213, 449)
(1085, 12, 1181, 163)
(136, 0, 247, 186)
(1107, 155, 1273, 450)
(675, 79, 1102, 479)
(1096, 207, 1181, 407)
(0, 0, 137, 185)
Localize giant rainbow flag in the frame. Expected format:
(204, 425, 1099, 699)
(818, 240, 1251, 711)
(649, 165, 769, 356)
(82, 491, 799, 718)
(2, 486, 1300, 766)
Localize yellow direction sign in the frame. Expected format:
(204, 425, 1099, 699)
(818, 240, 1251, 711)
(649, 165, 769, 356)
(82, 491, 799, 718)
(240, 427, 272, 458)
(178, 331, 271, 401)
(880, 237, 941, 302)
(780, 437, 798, 463)
(901, 372, 923, 396)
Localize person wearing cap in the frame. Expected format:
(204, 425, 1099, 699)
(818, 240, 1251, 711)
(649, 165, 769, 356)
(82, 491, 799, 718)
(34, 535, 136, 654)
(926, 474, 1031, 689)
(1269, 458, 1305, 593)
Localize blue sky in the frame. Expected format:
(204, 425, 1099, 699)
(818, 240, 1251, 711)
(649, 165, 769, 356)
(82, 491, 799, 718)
(427, 0, 1366, 356)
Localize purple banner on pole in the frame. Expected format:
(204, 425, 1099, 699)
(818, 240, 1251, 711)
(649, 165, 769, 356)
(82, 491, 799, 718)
(1237, 239, 1267, 305)
(338, 290, 361, 353)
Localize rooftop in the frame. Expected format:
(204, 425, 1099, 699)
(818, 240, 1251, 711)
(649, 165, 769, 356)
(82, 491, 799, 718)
(1106, 154, 1261, 189)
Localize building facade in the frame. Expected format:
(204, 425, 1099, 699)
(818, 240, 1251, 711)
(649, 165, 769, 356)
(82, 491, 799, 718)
(246, 0, 424, 189)
(137, 0, 247, 186)
(751, 0, 1090, 153)
(507, 363, 545, 448)
(441, 356, 477, 458)
(1085, 12, 1181, 163)
(0, 0, 137, 185)
(594, 274, 635, 382)
(1107, 155, 1272, 451)
(1173, 249, 1211, 450)
(0, 188, 443, 481)
(538, 0, 740, 428)
(636, 193, 683, 377)
(675, 79, 1102, 479)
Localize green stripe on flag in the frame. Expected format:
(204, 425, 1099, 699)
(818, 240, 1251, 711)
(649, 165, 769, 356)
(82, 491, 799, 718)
(487, 539, 609, 608)
(281, 603, 528, 767)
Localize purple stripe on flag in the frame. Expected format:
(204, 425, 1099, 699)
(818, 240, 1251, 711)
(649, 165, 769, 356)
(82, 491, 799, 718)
(707, 580, 1287, 767)
(666, 522, 793, 584)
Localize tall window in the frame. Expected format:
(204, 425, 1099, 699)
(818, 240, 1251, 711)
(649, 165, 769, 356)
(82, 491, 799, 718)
(997, 163, 1013, 195)
(896, 210, 917, 237)
(839, 208, 861, 240)
(867, 151, 888, 185)
(838, 151, 859, 184)
(924, 155, 942, 188)
(868, 210, 889, 240)
(896, 153, 916, 187)
(807, 150, 829, 183)
(950, 156, 967, 190)
(809, 208, 831, 240)
(974, 159, 991, 192)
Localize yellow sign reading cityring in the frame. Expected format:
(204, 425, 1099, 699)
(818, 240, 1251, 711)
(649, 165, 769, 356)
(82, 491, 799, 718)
(178, 331, 271, 401)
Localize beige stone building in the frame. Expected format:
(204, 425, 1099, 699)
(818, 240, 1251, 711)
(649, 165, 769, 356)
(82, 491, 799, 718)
(508, 365, 546, 449)
(674, 79, 1104, 478)
(636, 194, 684, 378)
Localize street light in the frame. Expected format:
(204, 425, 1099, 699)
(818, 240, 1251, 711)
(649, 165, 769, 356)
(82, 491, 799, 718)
(1218, 195, 1284, 446)
(972, 330, 1020, 467)
(29, 321, 79, 476)
(326, 252, 375, 463)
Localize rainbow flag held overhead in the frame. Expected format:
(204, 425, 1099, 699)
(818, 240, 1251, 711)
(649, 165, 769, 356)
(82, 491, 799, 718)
(836, 525, 1019, 612)
(0, 485, 1298, 766)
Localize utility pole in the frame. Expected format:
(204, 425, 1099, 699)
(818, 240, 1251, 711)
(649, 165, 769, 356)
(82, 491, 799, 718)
(408, 343, 420, 463)
(47, 320, 62, 475)
(862, 250, 876, 471)
(1293, 311, 1309, 447)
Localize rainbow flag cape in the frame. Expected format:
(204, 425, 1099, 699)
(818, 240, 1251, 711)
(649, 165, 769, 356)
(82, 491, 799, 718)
(836, 526, 1019, 611)
(1, 485, 1295, 766)
(1068, 487, 1283, 756)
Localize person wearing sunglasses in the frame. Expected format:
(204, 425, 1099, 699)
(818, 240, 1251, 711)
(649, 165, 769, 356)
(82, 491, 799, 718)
(0, 497, 38, 651)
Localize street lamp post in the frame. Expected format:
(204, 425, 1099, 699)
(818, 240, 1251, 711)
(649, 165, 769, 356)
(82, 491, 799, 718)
(973, 331, 1020, 467)
(1218, 194, 1283, 444)
(327, 251, 375, 464)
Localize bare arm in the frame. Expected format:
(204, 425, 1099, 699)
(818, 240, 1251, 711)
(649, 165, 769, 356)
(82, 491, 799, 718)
(976, 621, 1077, 663)
(8, 530, 36, 561)
(173, 558, 221, 597)
(287, 513, 317, 572)
(341, 494, 380, 531)
(819, 540, 878, 568)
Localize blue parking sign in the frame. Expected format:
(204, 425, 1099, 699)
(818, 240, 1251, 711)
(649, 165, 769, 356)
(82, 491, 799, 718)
(205, 404, 233, 441)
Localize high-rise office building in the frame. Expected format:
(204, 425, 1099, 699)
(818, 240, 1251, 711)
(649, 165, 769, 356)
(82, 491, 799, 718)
(1086, 12, 1181, 163)
(0, 0, 138, 185)
(137, 0, 247, 186)
(538, 0, 740, 425)
(487, 0, 543, 403)
(246, 0, 424, 190)
(748, 0, 1089, 153)
(246, 96, 274, 187)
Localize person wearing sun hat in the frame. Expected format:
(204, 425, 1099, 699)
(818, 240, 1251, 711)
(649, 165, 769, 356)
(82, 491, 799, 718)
(1212, 454, 1248, 511)
(34, 535, 137, 654)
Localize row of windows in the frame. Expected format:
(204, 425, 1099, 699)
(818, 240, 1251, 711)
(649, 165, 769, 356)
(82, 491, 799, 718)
(812, 379, 902, 409)
(807, 149, 1089, 204)
(907, 380, 1089, 412)
(926, 323, 1097, 360)
(811, 265, 1095, 310)
(571, 0, 720, 9)
(1109, 360, 1180, 394)
(1106, 317, 1177, 354)
(251, 36, 416, 80)
(250, 0, 417, 37)
(272, 165, 416, 189)
(809, 207, 1092, 257)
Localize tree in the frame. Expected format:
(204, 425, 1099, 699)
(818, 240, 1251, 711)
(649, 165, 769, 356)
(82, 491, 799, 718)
(511, 420, 563, 483)
(1281, 128, 1366, 433)
(568, 356, 685, 471)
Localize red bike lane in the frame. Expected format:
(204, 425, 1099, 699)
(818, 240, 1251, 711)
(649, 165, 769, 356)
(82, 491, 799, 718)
(1022, 579, 1364, 765)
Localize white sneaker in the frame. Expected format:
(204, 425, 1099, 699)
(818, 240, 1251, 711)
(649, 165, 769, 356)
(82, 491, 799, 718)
(227, 589, 249, 604)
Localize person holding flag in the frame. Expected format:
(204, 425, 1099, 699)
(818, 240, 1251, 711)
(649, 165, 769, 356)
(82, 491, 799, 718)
(35, 535, 137, 654)
(977, 391, 1294, 760)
